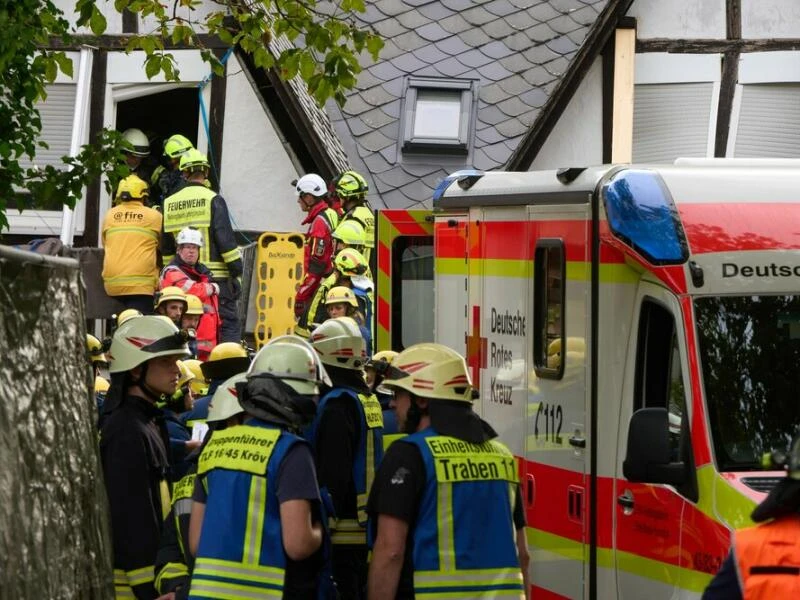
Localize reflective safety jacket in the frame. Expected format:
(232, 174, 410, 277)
(102, 200, 162, 296)
(734, 516, 800, 599)
(190, 422, 308, 598)
(295, 201, 337, 316)
(341, 205, 375, 262)
(398, 428, 525, 599)
(154, 468, 197, 596)
(161, 183, 242, 280)
(160, 258, 220, 360)
(306, 387, 384, 545)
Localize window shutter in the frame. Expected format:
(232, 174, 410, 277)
(632, 82, 714, 163)
(732, 84, 800, 158)
(19, 84, 77, 170)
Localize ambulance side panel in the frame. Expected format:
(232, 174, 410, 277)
(434, 214, 468, 356)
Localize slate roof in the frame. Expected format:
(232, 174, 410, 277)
(328, 0, 612, 209)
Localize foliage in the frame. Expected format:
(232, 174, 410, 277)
(0, 0, 382, 232)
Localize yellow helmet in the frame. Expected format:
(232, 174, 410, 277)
(115, 174, 150, 202)
(86, 334, 108, 364)
(207, 373, 248, 423)
(202, 342, 251, 380)
(332, 220, 366, 247)
(176, 360, 195, 389)
(185, 294, 204, 316)
(179, 148, 209, 171)
(94, 375, 110, 394)
(183, 359, 209, 396)
(334, 248, 369, 278)
(310, 316, 366, 370)
(325, 286, 358, 308)
(163, 134, 194, 159)
(382, 343, 472, 403)
(366, 350, 398, 371)
(116, 309, 143, 327)
(155, 286, 187, 309)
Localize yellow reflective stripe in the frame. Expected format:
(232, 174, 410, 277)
(415, 591, 523, 599)
(114, 587, 136, 600)
(126, 564, 155, 586)
(104, 274, 157, 284)
(437, 482, 455, 571)
(383, 433, 406, 451)
(330, 517, 367, 545)
(359, 430, 375, 524)
(222, 247, 241, 262)
(189, 580, 282, 599)
(194, 558, 284, 584)
(243, 476, 267, 563)
(105, 226, 159, 241)
(154, 562, 189, 592)
(415, 567, 523, 585)
(160, 479, 171, 520)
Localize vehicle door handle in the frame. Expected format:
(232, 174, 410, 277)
(568, 435, 586, 448)
(617, 490, 634, 510)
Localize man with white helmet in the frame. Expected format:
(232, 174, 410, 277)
(188, 336, 331, 599)
(367, 343, 529, 599)
(160, 226, 221, 360)
(100, 315, 191, 599)
(308, 317, 384, 599)
(120, 128, 153, 184)
(294, 173, 339, 320)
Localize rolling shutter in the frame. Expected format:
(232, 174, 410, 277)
(18, 84, 77, 170)
(732, 84, 800, 158)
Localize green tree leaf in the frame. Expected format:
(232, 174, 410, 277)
(89, 7, 107, 36)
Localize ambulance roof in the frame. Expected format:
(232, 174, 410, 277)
(434, 159, 800, 209)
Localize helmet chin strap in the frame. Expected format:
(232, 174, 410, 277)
(131, 362, 165, 404)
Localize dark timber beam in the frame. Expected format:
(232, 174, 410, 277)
(81, 48, 108, 247)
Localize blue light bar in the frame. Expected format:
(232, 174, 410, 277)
(432, 169, 485, 204)
(601, 169, 688, 265)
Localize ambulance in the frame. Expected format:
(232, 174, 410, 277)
(375, 159, 800, 598)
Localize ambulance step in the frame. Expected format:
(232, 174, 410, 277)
(740, 476, 782, 493)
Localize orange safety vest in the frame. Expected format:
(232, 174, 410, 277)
(734, 516, 800, 599)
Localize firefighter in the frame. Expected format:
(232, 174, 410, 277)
(154, 372, 248, 599)
(365, 350, 400, 442)
(100, 315, 191, 599)
(181, 295, 203, 359)
(154, 286, 188, 327)
(703, 433, 800, 599)
(164, 361, 201, 479)
(151, 133, 194, 208)
(117, 308, 143, 328)
(188, 336, 331, 599)
(294, 173, 338, 321)
(367, 343, 529, 599)
(102, 174, 162, 314)
(160, 227, 221, 360)
(180, 342, 250, 428)
(183, 359, 208, 398)
(308, 317, 384, 599)
(334, 170, 374, 263)
(162, 149, 243, 343)
(86, 333, 108, 379)
(325, 286, 371, 352)
(121, 128, 152, 182)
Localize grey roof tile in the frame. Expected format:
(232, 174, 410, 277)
(363, 152, 393, 174)
(393, 30, 427, 51)
(505, 31, 534, 51)
(458, 27, 492, 47)
(397, 10, 429, 30)
(390, 53, 429, 73)
(441, 0, 474, 11)
(404, 0, 438, 5)
(481, 40, 516, 59)
(519, 87, 549, 108)
(347, 117, 375, 137)
(368, 61, 405, 82)
(400, 162, 442, 177)
(482, 140, 513, 163)
(377, 120, 400, 140)
(360, 3, 386, 23)
(342, 94, 373, 116)
(436, 35, 472, 57)
(379, 143, 398, 164)
(417, 22, 451, 42)
(551, 0, 589, 10)
(478, 82, 507, 104)
(522, 65, 554, 86)
(398, 178, 438, 201)
(432, 56, 474, 77)
(497, 74, 530, 95)
(376, 168, 416, 188)
(413, 65, 447, 77)
(528, 22, 558, 43)
(373, 17, 406, 38)
(508, 0, 539, 7)
(484, 0, 518, 17)
(376, 38, 405, 61)
(543, 55, 571, 77)
(380, 99, 403, 119)
(483, 18, 515, 40)
(523, 43, 560, 64)
(361, 84, 396, 108)
(456, 48, 495, 69)
(418, 2, 457, 21)
(439, 13, 472, 34)
(361, 107, 396, 129)
(497, 96, 530, 117)
(382, 189, 414, 207)
(473, 147, 495, 169)
(412, 44, 450, 65)
(549, 14, 582, 35)
(500, 52, 533, 73)
(356, 70, 383, 91)
(375, 0, 414, 17)
(477, 104, 507, 126)
(381, 77, 405, 97)
(477, 61, 513, 81)
(495, 117, 529, 138)
(462, 5, 497, 26)
(527, 2, 560, 22)
(506, 11, 536, 30)
(570, 3, 601, 25)
(566, 27, 592, 46)
(475, 124, 506, 144)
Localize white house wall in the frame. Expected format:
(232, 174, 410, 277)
(529, 59, 603, 171)
(627, 0, 726, 39)
(742, 0, 800, 38)
(51, 0, 122, 34)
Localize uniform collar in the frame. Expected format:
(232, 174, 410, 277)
(301, 200, 329, 225)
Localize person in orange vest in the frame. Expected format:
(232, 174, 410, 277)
(703, 434, 800, 599)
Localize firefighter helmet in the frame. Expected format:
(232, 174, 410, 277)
(163, 134, 194, 159)
(201, 342, 250, 381)
(184, 294, 204, 316)
(179, 148, 209, 171)
(176, 360, 195, 389)
(108, 315, 190, 373)
(122, 128, 150, 156)
(183, 359, 209, 396)
(310, 316, 366, 370)
(87, 334, 108, 364)
(325, 286, 358, 308)
(381, 343, 473, 403)
(155, 286, 187, 310)
(94, 375, 110, 394)
(207, 373, 248, 423)
(332, 220, 366, 247)
(296, 173, 327, 197)
(116, 309, 142, 327)
(335, 170, 368, 199)
(176, 227, 204, 247)
(115, 174, 150, 202)
(334, 248, 369, 278)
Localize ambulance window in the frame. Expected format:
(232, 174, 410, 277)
(533, 240, 565, 379)
(392, 236, 434, 350)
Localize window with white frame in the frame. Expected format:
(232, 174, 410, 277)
(632, 53, 721, 163)
(401, 77, 475, 155)
(728, 52, 800, 158)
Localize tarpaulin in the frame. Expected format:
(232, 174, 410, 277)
(0, 245, 113, 598)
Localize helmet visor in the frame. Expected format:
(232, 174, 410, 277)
(140, 329, 195, 354)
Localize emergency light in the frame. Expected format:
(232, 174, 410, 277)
(432, 169, 485, 203)
(602, 169, 689, 265)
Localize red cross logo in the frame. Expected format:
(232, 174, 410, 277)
(465, 305, 487, 389)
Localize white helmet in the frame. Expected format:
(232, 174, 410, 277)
(296, 173, 327, 197)
(108, 315, 191, 373)
(248, 335, 331, 395)
(207, 373, 247, 423)
(310, 316, 366, 370)
(176, 227, 204, 247)
(122, 128, 150, 157)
